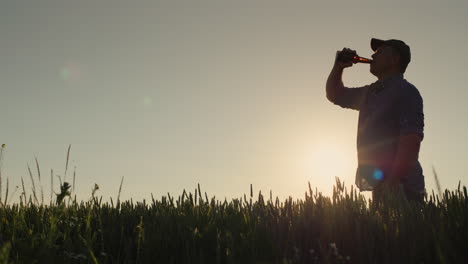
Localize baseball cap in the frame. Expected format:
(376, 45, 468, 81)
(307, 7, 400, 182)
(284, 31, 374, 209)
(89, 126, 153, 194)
(371, 38, 411, 72)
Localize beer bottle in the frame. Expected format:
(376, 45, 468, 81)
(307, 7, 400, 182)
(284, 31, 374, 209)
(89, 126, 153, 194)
(352, 56, 372, 64)
(337, 50, 373, 64)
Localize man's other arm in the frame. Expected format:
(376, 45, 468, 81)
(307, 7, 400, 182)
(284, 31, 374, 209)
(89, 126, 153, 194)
(388, 86, 425, 186)
(388, 133, 422, 185)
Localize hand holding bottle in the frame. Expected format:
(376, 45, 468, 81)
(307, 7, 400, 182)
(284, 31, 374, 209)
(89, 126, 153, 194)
(334, 48, 356, 69)
(334, 48, 373, 69)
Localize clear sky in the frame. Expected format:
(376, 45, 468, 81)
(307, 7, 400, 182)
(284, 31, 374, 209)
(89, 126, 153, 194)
(1, 0, 467, 203)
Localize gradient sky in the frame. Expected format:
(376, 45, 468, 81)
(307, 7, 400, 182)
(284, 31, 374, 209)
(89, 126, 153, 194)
(1, 0, 467, 203)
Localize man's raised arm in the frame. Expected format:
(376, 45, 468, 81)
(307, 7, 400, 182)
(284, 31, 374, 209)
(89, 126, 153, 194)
(326, 48, 354, 103)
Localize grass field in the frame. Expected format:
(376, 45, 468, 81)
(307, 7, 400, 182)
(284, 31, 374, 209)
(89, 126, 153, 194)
(0, 179, 466, 263)
(0, 146, 466, 263)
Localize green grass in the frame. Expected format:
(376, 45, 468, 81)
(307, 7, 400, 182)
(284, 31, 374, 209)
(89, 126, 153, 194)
(0, 145, 466, 263)
(0, 179, 466, 263)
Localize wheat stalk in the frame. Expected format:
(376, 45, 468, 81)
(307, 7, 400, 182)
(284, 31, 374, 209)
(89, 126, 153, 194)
(27, 164, 39, 205)
(50, 169, 53, 205)
(21, 177, 26, 205)
(35, 157, 44, 204)
(117, 176, 124, 207)
(432, 165, 442, 198)
(0, 144, 5, 205)
(72, 166, 76, 193)
(64, 145, 71, 182)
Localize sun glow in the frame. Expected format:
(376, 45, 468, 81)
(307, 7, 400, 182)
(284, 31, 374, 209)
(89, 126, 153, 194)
(305, 142, 356, 185)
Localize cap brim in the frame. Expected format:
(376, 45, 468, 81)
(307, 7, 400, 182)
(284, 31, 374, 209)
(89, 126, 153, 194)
(371, 38, 385, 51)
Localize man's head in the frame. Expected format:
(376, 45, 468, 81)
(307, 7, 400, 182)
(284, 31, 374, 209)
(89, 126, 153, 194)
(370, 38, 411, 79)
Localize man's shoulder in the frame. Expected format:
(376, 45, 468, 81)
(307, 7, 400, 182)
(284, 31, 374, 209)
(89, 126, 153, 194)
(400, 79, 422, 99)
(400, 78, 416, 89)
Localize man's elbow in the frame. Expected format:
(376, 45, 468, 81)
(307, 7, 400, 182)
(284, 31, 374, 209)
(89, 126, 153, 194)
(326, 85, 345, 104)
(326, 91, 337, 104)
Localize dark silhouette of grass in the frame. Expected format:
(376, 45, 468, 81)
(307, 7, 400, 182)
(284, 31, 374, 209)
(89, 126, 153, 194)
(432, 165, 443, 198)
(0, 145, 466, 263)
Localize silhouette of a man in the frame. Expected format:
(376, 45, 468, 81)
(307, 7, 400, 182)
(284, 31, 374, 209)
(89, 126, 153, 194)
(326, 38, 425, 202)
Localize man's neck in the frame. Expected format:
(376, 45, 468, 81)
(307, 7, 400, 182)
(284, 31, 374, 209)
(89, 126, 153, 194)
(377, 72, 404, 81)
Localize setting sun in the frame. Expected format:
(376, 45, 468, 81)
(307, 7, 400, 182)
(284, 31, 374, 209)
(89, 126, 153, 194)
(305, 141, 356, 185)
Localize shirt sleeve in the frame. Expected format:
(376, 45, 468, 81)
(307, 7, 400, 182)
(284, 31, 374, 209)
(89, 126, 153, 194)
(399, 86, 424, 140)
(333, 85, 369, 111)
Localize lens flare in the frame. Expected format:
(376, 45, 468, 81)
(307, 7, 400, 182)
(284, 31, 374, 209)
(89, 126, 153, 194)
(373, 169, 384, 181)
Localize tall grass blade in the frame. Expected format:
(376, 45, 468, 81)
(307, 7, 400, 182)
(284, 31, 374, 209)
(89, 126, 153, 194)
(117, 176, 124, 207)
(50, 169, 53, 204)
(34, 156, 41, 181)
(27, 163, 39, 204)
(0, 144, 5, 205)
(432, 165, 442, 198)
(35, 157, 44, 204)
(8, 185, 18, 204)
(64, 144, 71, 182)
(72, 166, 76, 193)
(4, 177, 8, 206)
(21, 177, 26, 204)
